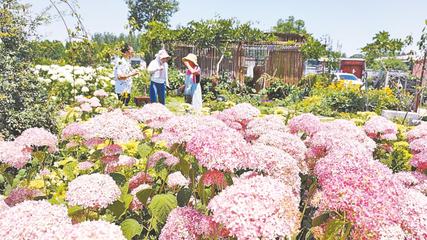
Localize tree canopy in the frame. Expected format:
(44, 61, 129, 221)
(124, 0, 179, 31)
(273, 16, 307, 35)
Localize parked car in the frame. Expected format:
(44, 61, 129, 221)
(332, 73, 364, 86)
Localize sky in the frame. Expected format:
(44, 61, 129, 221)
(24, 0, 427, 57)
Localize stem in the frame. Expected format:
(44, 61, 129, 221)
(159, 168, 170, 194)
(340, 223, 352, 240)
(299, 183, 318, 225)
(144, 217, 154, 240)
(210, 184, 216, 202)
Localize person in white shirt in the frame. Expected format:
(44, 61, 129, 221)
(147, 50, 171, 105)
(114, 43, 139, 105)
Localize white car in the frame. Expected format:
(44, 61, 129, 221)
(332, 73, 364, 87)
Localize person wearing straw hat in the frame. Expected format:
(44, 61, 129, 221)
(180, 53, 202, 111)
(147, 49, 171, 105)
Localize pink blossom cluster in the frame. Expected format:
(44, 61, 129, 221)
(15, 127, 58, 150)
(250, 144, 301, 193)
(151, 114, 201, 147)
(408, 137, 427, 171)
(84, 138, 105, 148)
(288, 113, 320, 137)
(203, 170, 226, 187)
(0, 200, 71, 239)
(393, 171, 427, 195)
(398, 189, 427, 239)
(78, 161, 94, 170)
(212, 103, 260, 134)
(129, 184, 151, 211)
(105, 155, 137, 173)
(253, 130, 308, 173)
(0, 197, 9, 214)
(245, 114, 289, 140)
(148, 151, 180, 169)
(406, 123, 427, 143)
(65, 141, 79, 148)
(0, 141, 32, 169)
(88, 96, 101, 107)
(129, 172, 153, 190)
(101, 144, 123, 156)
(168, 171, 189, 187)
(61, 122, 88, 140)
(94, 89, 109, 98)
(83, 109, 144, 143)
(363, 116, 398, 140)
(159, 206, 224, 240)
(4, 187, 44, 207)
(43, 220, 126, 240)
(66, 173, 121, 209)
(133, 103, 175, 129)
(207, 175, 300, 239)
(100, 155, 119, 164)
(80, 103, 92, 112)
(186, 127, 253, 172)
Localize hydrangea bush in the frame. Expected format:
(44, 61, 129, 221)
(1, 101, 427, 240)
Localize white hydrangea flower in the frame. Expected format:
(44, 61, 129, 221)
(75, 78, 86, 86)
(81, 86, 89, 92)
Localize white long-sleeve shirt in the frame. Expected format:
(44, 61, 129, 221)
(147, 59, 169, 87)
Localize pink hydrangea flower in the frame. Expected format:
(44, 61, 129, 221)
(84, 138, 105, 148)
(409, 151, 427, 172)
(40, 169, 51, 176)
(288, 113, 321, 137)
(363, 116, 397, 140)
(65, 141, 79, 148)
(133, 103, 175, 129)
(80, 103, 92, 112)
(203, 170, 226, 187)
(129, 172, 153, 190)
(0, 200, 71, 239)
(393, 171, 427, 195)
(83, 109, 144, 143)
(0, 141, 32, 169)
(207, 175, 300, 239)
(94, 89, 109, 98)
(100, 155, 120, 164)
(43, 219, 126, 240)
(409, 137, 427, 154)
(15, 127, 58, 149)
(105, 155, 136, 173)
(245, 114, 288, 140)
(0, 197, 9, 214)
(129, 184, 151, 211)
(148, 151, 179, 169)
(168, 171, 189, 187)
(4, 187, 44, 207)
(186, 127, 254, 172)
(406, 123, 427, 142)
(212, 103, 260, 135)
(89, 97, 101, 107)
(77, 97, 89, 103)
(253, 130, 308, 173)
(66, 173, 121, 209)
(101, 144, 123, 156)
(78, 161, 94, 170)
(250, 144, 301, 193)
(61, 122, 89, 140)
(159, 206, 224, 240)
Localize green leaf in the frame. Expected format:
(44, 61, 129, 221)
(32, 151, 45, 162)
(120, 219, 143, 240)
(26, 167, 38, 185)
(89, 150, 103, 160)
(48, 198, 60, 205)
(223, 171, 233, 186)
(322, 219, 345, 240)
(63, 161, 77, 178)
(177, 188, 192, 207)
(68, 205, 84, 216)
(108, 200, 126, 218)
(0, 164, 9, 174)
(198, 173, 205, 205)
(123, 194, 133, 209)
(137, 143, 152, 158)
(148, 193, 177, 223)
(154, 157, 167, 173)
(110, 173, 127, 187)
(2, 172, 13, 186)
(177, 158, 190, 175)
(136, 187, 155, 206)
(312, 212, 330, 227)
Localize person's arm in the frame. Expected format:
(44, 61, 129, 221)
(117, 61, 138, 80)
(147, 60, 162, 75)
(184, 61, 199, 75)
(165, 63, 170, 89)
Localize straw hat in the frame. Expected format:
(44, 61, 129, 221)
(182, 53, 198, 66)
(159, 50, 171, 60)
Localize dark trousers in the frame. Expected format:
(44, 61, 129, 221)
(149, 81, 165, 105)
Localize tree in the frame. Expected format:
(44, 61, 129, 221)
(124, 0, 179, 31)
(180, 16, 273, 74)
(273, 16, 307, 35)
(299, 34, 326, 62)
(0, 0, 56, 140)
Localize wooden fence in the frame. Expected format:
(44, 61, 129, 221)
(172, 43, 304, 85)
